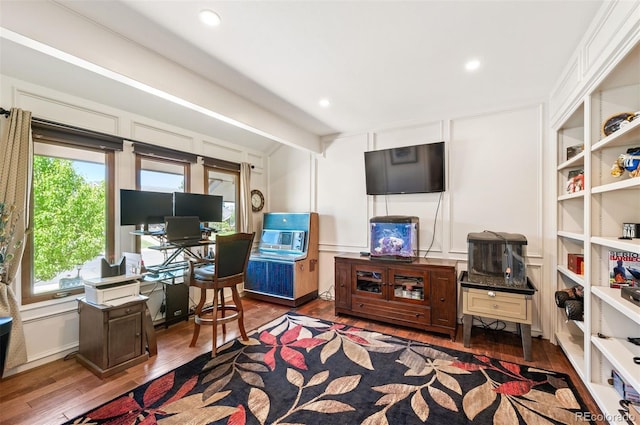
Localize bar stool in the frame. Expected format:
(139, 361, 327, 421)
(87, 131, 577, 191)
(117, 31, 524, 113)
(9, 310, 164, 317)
(187, 232, 254, 356)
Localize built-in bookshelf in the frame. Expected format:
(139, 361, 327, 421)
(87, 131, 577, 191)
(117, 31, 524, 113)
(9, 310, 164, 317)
(555, 37, 640, 423)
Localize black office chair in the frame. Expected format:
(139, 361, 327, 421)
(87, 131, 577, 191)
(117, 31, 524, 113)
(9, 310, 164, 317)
(187, 232, 255, 356)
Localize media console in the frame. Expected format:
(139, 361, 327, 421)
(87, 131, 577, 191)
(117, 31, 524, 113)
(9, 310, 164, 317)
(334, 253, 458, 339)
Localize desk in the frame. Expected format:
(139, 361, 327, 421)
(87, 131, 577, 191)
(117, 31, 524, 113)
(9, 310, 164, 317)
(147, 240, 214, 271)
(459, 271, 537, 361)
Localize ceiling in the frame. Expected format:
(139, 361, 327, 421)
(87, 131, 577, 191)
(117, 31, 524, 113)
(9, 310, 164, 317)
(1, 0, 604, 152)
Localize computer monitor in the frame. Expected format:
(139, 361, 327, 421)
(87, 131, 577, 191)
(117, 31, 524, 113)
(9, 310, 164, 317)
(120, 189, 173, 228)
(173, 192, 223, 223)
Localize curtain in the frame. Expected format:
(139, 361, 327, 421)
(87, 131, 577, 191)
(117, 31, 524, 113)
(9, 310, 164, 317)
(238, 162, 252, 233)
(0, 108, 32, 370)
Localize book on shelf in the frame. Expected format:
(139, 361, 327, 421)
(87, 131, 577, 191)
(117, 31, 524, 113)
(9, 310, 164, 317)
(609, 250, 640, 288)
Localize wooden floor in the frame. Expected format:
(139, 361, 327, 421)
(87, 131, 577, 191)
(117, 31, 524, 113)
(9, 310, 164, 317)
(0, 297, 604, 425)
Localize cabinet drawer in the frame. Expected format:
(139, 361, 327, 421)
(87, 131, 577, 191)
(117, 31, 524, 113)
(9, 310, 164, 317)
(352, 296, 431, 326)
(463, 288, 532, 324)
(107, 303, 144, 320)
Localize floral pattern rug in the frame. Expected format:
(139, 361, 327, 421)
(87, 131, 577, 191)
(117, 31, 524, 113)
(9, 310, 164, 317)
(66, 313, 594, 424)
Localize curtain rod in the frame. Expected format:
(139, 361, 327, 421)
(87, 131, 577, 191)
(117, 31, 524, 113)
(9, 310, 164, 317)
(0, 106, 253, 168)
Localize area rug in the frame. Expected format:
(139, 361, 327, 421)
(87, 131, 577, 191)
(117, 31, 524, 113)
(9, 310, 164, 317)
(65, 313, 594, 425)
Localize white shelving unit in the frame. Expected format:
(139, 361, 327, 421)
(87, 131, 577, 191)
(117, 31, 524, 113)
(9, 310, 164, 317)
(555, 38, 640, 423)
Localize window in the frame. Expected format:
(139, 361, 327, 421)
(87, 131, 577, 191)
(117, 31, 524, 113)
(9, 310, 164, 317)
(206, 168, 239, 232)
(135, 155, 189, 267)
(22, 142, 115, 303)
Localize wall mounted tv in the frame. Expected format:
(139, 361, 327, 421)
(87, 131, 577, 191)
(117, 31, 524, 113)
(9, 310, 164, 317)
(364, 141, 445, 195)
(174, 192, 223, 223)
(120, 189, 173, 228)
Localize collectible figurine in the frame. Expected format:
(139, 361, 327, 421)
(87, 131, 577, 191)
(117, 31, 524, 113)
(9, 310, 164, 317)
(611, 146, 640, 178)
(602, 111, 640, 136)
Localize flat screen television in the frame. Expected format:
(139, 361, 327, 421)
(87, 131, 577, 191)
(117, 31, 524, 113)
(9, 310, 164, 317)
(120, 189, 173, 228)
(364, 141, 445, 195)
(174, 192, 223, 223)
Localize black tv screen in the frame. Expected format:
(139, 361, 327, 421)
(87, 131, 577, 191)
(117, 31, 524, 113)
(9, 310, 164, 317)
(120, 189, 173, 226)
(364, 142, 445, 195)
(174, 192, 223, 223)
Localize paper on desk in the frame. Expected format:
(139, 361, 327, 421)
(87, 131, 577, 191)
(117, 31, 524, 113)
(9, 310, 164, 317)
(105, 295, 145, 307)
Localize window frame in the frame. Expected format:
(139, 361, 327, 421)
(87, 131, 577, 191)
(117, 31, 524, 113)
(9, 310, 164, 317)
(204, 166, 240, 233)
(21, 143, 116, 305)
(134, 154, 191, 253)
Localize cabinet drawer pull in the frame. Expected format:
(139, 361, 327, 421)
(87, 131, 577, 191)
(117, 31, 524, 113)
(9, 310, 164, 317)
(125, 308, 132, 313)
(440, 297, 445, 302)
(415, 313, 421, 318)
(488, 291, 496, 297)
(359, 303, 364, 308)
(493, 304, 499, 309)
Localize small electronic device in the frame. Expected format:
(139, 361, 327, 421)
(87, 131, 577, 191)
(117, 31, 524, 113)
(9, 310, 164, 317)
(101, 256, 126, 278)
(164, 216, 203, 246)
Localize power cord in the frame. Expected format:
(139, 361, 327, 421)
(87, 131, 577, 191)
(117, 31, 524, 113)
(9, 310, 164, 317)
(423, 191, 443, 257)
(318, 286, 334, 301)
(473, 316, 507, 331)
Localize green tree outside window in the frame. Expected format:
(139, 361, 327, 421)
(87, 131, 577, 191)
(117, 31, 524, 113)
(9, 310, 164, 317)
(33, 156, 105, 281)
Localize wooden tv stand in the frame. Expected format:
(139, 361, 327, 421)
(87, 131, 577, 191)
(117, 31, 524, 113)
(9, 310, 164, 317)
(334, 253, 458, 339)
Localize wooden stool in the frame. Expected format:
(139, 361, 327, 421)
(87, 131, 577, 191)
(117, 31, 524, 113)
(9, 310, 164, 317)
(186, 232, 254, 356)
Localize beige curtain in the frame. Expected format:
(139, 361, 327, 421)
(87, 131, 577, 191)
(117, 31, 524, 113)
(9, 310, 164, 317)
(0, 108, 31, 370)
(238, 162, 252, 233)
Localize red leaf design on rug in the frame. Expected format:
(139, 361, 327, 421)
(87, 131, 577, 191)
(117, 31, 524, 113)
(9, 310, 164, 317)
(227, 405, 246, 425)
(345, 333, 370, 345)
(162, 375, 198, 406)
(264, 346, 277, 371)
(259, 330, 277, 345)
(281, 345, 308, 370)
(280, 325, 302, 344)
(499, 361, 524, 378)
(289, 338, 325, 349)
(494, 380, 533, 396)
(143, 371, 175, 407)
(87, 395, 141, 419)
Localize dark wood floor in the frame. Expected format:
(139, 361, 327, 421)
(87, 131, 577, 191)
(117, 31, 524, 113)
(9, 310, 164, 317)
(0, 297, 604, 425)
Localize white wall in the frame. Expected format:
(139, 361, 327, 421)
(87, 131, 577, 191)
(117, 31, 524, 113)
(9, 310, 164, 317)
(0, 75, 268, 376)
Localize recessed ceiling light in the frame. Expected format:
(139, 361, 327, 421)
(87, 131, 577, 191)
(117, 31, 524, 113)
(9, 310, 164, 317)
(199, 9, 221, 27)
(465, 59, 481, 72)
(318, 98, 331, 108)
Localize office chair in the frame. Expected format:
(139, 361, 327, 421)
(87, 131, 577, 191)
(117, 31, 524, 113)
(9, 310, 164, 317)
(187, 232, 255, 356)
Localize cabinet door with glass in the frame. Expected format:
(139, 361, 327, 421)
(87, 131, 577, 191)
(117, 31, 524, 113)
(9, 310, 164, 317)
(389, 266, 430, 305)
(352, 265, 387, 300)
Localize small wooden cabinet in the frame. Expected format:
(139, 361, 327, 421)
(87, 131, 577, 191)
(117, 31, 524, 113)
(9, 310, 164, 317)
(334, 253, 458, 339)
(77, 297, 149, 378)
